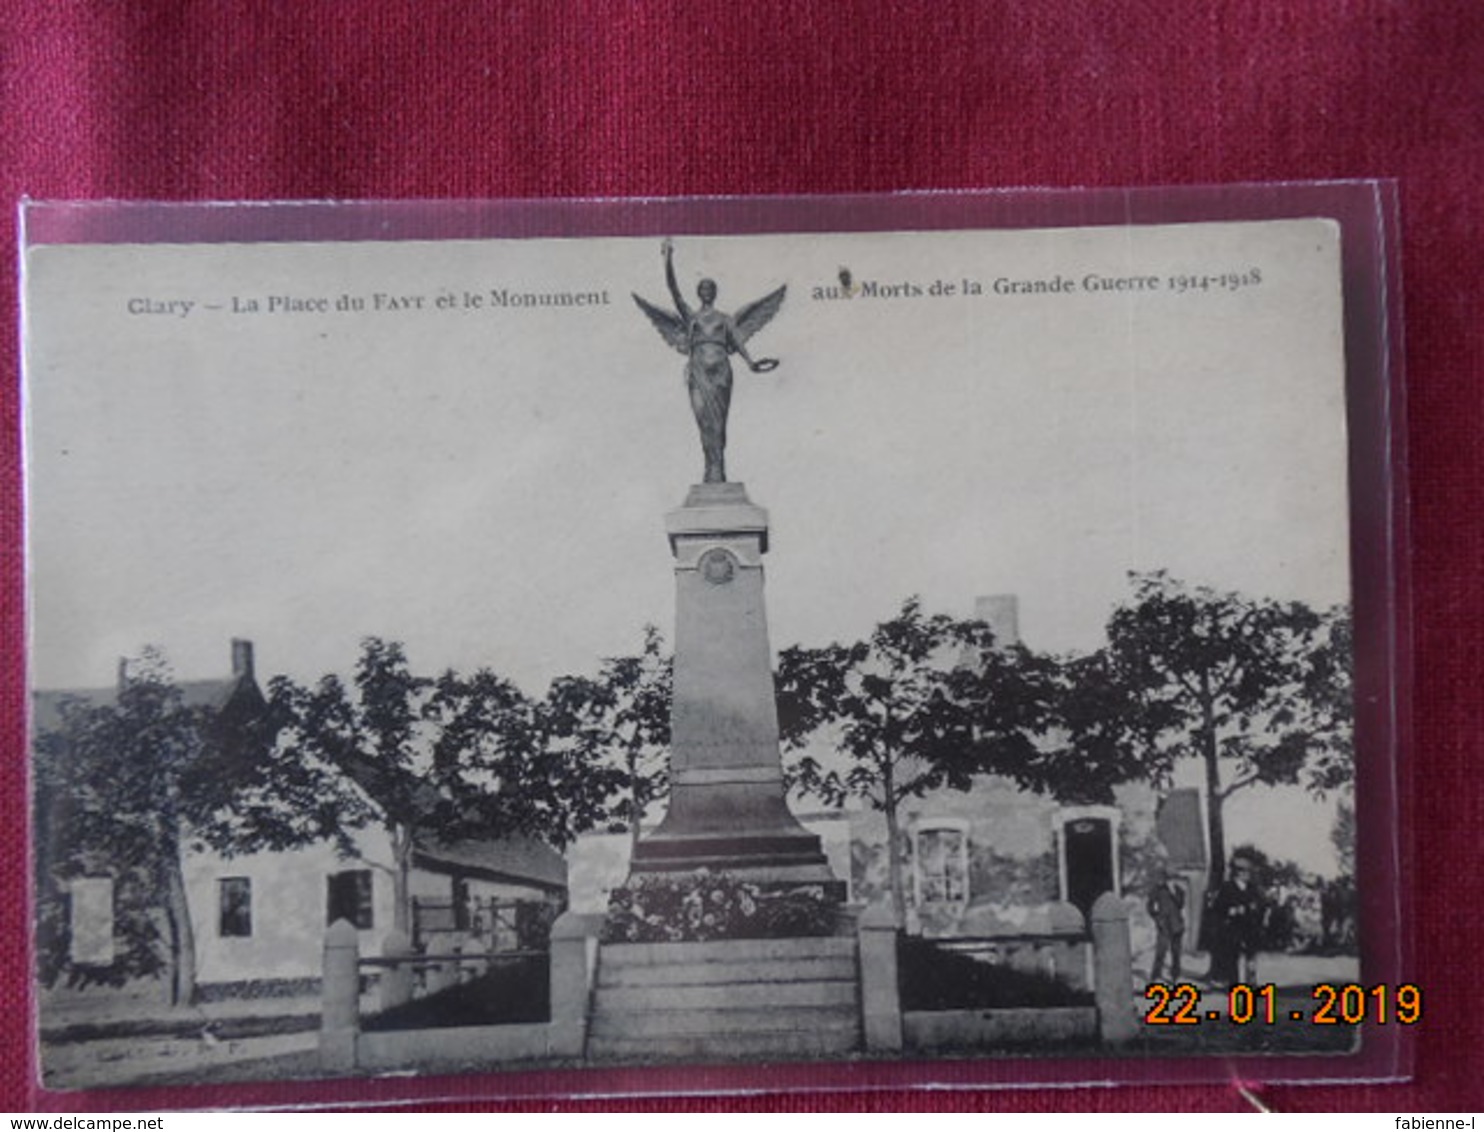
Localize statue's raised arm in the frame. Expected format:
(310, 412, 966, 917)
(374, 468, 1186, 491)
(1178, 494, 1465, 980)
(662, 237, 693, 324)
(632, 239, 787, 484)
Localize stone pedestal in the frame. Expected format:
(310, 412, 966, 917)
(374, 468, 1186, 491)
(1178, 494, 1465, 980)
(319, 919, 360, 1072)
(1091, 891, 1137, 1044)
(629, 483, 837, 889)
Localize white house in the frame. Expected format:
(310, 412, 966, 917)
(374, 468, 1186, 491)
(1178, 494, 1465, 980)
(33, 639, 568, 998)
(183, 825, 566, 990)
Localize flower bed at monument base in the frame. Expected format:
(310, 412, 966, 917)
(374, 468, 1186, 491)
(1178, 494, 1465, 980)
(602, 870, 836, 943)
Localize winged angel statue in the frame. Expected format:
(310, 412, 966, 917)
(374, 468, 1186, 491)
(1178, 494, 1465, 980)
(633, 238, 786, 484)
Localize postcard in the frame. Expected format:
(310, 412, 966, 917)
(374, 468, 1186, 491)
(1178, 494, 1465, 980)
(22, 203, 1393, 1095)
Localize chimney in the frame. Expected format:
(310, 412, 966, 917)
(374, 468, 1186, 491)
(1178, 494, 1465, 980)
(973, 595, 1020, 649)
(117, 656, 129, 694)
(231, 638, 255, 681)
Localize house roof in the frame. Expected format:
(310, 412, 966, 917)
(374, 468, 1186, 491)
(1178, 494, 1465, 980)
(413, 835, 568, 893)
(338, 750, 445, 815)
(31, 677, 255, 735)
(336, 755, 568, 893)
(31, 688, 112, 734)
(33, 650, 568, 895)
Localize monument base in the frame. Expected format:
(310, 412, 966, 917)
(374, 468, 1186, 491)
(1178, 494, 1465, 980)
(629, 837, 841, 891)
(631, 774, 839, 887)
(627, 481, 841, 897)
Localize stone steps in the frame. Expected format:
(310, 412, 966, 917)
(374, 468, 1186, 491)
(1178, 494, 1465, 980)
(596, 978, 858, 1011)
(596, 937, 857, 989)
(598, 954, 857, 988)
(588, 1023, 862, 1063)
(600, 936, 857, 965)
(586, 935, 862, 1062)
(590, 1002, 858, 1038)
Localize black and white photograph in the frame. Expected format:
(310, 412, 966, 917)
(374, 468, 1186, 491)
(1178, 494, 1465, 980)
(24, 210, 1373, 1092)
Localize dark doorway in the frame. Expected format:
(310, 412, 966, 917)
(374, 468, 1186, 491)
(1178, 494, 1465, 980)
(1064, 817, 1115, 921)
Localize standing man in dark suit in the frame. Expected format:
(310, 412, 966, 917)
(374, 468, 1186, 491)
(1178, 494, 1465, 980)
(1147, 865, 1187, 983)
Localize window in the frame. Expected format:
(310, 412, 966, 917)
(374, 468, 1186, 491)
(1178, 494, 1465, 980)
(913, 820, 970, 907)
(218, 877, 252, 938)
(327, 869, 373, 929)
(69, 877, 114, 965)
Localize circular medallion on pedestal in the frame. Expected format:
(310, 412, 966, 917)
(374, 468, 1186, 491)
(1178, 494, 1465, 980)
(699, 547, 737, 585)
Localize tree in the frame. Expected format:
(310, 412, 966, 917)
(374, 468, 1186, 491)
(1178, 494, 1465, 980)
(543, 626, 671, 854)
(1296, 608, 1355, 797)
(1011, 648, 1157, 806)
(1330, 795, 1356, 880)
(775, 597, 1056, 926)
(32, 648, 293, 1004)
(272, 638, 624, 934)
(1056, 572, 1353, 889)
(1319, 796, 1357, 951)
(268, 639, 431, 935)
(427, 665, 625, 853)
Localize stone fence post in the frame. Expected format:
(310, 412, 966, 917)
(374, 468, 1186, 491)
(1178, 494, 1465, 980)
(1090, 891, 1137, 1044)
(379, 928, 414, 1013)
(548, 911, 595, 1058)
(1043, 900, 1089, 991)
(320, 918, 361, 1071)
(858, 900, 903, 1052)
(425, 934, 462, 994)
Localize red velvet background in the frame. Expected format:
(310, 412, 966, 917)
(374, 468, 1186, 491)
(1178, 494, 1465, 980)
(2, 1, 1479, 1113)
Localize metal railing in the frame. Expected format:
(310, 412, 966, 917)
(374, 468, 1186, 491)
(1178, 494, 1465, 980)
(411, 896, 559, 954)
(909, 931, 1093, 991)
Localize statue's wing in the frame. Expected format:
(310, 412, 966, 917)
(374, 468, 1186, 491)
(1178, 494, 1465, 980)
(632, 293, 688, 353)
(731, 284, 786, 346)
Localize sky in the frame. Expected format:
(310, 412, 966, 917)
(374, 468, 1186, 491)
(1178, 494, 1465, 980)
(23, 218, 1353, 872)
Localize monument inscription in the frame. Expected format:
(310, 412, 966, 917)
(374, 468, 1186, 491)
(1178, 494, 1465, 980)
(699, 547, 737, 585)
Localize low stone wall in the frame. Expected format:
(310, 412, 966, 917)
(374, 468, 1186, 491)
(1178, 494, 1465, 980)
(859, 893, 1136, 1052)
(903, 1006, 1097, 1049)
(323, 897, 1136, 1070)
(195, 977, 322, 1003)
(321, 913, 599, 1072)
(927, 933, 1091, 992)
(357, 1021, 556, 1069)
